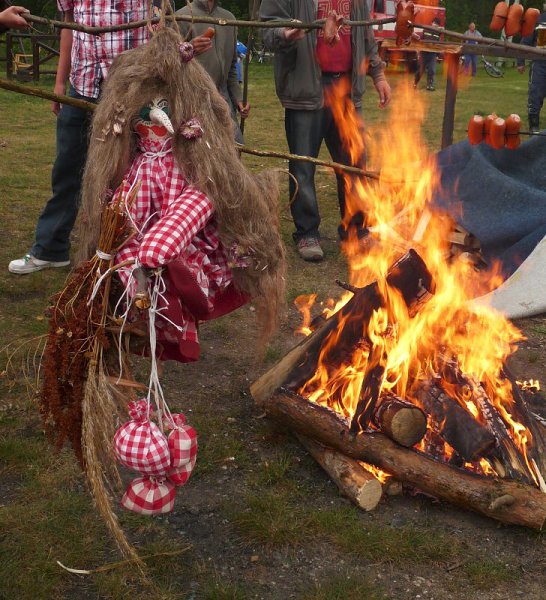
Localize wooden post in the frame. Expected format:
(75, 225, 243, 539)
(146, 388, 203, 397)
(32, 38, 39, 82)
(441, 52, 459, 149)
(6, 33, 13, 79)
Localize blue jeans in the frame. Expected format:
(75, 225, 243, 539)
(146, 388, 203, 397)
(31, 87, 96, 261)
(528, 61, 546, 120)
(285, 73, 365, 243)
(463, 54, 478, 76)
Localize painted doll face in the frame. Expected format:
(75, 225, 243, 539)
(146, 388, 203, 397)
(134, 97, 174, 142)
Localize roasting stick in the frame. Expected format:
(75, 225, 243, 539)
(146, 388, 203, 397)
(21, 12, 396, 34)
(414, 23, 546, 60)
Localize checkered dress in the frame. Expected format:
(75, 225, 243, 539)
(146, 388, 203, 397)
(57, 0, 153, 98)
(115, 121, 233, 360)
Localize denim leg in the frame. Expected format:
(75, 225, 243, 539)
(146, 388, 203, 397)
(471, 55, 478, 76)
(322, 75, 366, 238)
(528, 62, 546, 120)
(285, 108, 323, 242)
(31, 89, 94, 261)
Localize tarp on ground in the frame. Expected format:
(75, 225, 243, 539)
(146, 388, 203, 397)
(432, 136, 546, 318)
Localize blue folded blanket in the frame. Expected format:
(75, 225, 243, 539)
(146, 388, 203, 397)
(432, 136, 546, 276)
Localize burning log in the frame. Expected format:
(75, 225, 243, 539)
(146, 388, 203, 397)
(372, 395, 427, 448)
(439, 357, 536, 484)
(252, 250, 434, 404)
(417, 382, 495, 461)
(296, 435, 383, 511)
(253, 389, 546, 530)
(502, 368, 546, 488)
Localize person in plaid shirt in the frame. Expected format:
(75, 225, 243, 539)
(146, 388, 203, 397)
(8, 0, 166, 275)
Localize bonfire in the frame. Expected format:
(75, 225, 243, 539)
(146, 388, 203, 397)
(251, 83, 546, 530)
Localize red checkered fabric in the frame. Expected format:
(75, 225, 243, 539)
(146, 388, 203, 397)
(114, 400, 171, 476)
(120, 476, 176, 515)
(115, 135, 233, 356)
(57, 0, 153, 99)
(168, 453, 197, 487)
(167, 413, 198, 469)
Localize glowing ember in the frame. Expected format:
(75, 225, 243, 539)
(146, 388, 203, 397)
(294, 82, 543, 489)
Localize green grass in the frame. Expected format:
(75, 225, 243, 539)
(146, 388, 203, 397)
(311, 505, 461, 565)
(463, 559, 518, 589)
(299, 573, 388, 600)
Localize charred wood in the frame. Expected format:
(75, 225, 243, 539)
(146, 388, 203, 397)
(284, 250, 434, 391)
(418, 382, 495, 461)
(251, 250, 433, 406)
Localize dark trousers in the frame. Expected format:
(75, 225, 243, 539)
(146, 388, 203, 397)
(528, 61, 546, 121)
(284, 73, 364, 243)
(414, 52, 437, 86)
(31, 87, 95, 261)
(463, 54, 478, 76)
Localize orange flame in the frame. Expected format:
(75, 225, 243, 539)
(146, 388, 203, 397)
(298, 81, 542, 485)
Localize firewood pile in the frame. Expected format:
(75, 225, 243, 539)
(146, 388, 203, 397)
(251, 250, 546, 531)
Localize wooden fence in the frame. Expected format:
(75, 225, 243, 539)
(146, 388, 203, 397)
(4, 32, 59, 81)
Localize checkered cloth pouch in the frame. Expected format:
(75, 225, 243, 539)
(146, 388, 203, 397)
(164, 413, 197, 487)
(120, 476, 176, 515)
(114, 400, 171, 476)
(168, 453, 197, 486)
(167, 413, 198, 469)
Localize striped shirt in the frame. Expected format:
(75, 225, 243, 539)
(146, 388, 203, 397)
(57, 0, 152, 98)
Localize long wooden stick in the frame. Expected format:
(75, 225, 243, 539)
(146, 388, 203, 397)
(240, 0, 258, 136)
(24, 13, 395, 35)
(0, 78, 96, 111)
(235, 143, 380, 179)
(0, 78, 380, 179)
(417, 23, 546, 59)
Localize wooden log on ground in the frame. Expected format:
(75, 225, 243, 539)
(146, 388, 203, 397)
(417, 382, 495, 461)
(372, 395, 427, 448)
(254, 389, 546, 530)
(297, 434, 382, 511)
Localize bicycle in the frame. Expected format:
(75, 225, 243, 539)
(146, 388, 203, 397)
(248, 38, 273, 64)
(459, 55, 504, 78)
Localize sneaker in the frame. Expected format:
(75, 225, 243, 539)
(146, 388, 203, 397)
(8, 253, 70, 274)
(296, 237, 324, 262)
(426, 85, 435, 91)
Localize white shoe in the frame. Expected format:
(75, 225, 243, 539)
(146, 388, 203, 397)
(8, 254, 70, 274)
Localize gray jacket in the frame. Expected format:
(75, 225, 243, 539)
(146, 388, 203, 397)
(259, 0, 385, 110)
(177, 0, 242, 105)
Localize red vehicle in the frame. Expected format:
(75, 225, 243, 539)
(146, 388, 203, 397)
(368, 0, 446, 66)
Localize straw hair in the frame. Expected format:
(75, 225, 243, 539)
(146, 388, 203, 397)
(79, 26, 286, 343)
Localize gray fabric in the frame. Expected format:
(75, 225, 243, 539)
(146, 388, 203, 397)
(177, 0, 242, 105)
(259, 0, 385, 110)
(432, 136, 546, 276)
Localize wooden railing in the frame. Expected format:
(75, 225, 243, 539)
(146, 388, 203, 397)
(4, 32, 59, 81)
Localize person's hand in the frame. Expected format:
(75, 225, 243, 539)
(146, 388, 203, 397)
(0, 6, 30, 30)
(517, 65, 525, 74)
(283, 27, 305, 41)
(52, 82, 66, 116)
(375, 79, 392, 108)
(238, 101, 251, 119)
(191, 34, 213, 55)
